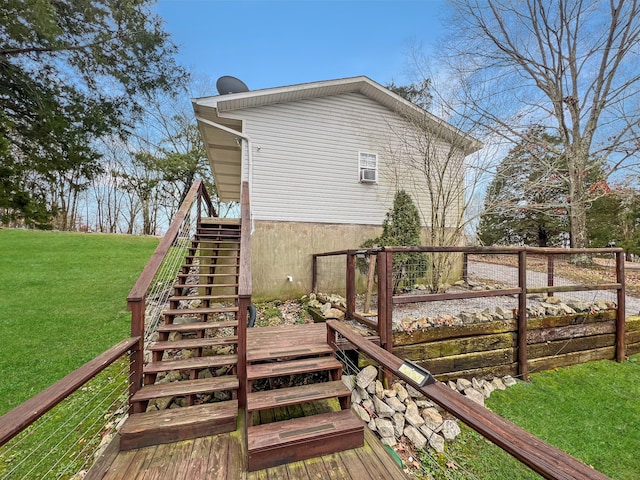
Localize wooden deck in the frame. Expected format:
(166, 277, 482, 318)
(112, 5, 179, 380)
(88, 324, 403, 479)
(92, 423, 406, 479)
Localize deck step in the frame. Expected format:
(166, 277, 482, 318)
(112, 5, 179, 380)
(200, 217, 240, 225)
(247, 344, 334, 362)
(131, 377, 239, 403)
(157, 320, 238, 333)
(247, 357, 343, 381)
(196, 231, 240, 237)
(247, 381, 350, 413)
(192, 238, 240, 244)
(163, 306, 239, 316)
(144, 354, 238, 375)
(149, 336, 238, 351)
(173, 283, 239, 291)
(184, 254, 240, 260)
(247, 410, 364, 471)
(169, 294, 239, 302)
(176, 272, 238, 277)
(120, 400, 238, 451)
(188, 247, 239, 252)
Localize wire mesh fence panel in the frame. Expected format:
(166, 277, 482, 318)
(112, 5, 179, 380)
(314, 254, 348, 296)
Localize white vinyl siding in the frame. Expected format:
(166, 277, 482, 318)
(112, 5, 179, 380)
(222, 92, 462, 226)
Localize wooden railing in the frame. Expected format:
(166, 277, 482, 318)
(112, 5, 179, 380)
(313, 246, 626, 380)
(326, 320, 611, 480)
(126, 179, 215, 413)
(0, 337, 139, 448)
(237, 181, 252, 410)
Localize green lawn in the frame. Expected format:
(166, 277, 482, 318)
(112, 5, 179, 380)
(427, 355, 640, 479)
(0, 229, 158, 414)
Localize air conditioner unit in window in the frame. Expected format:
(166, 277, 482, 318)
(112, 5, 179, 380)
(360, 169, 377, 183)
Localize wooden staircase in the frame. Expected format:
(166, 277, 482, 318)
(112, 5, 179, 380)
(245, 327, 364, 471)
(120, 218, 242, 451)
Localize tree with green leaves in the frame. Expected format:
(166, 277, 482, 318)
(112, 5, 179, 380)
(0, 0, 186, 228)
(478, 129, 570, 247)
(588, 186, 640, 260)
(361, 190, 427, 293)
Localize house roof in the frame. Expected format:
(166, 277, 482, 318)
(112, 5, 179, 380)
(192, 76, 482, 202)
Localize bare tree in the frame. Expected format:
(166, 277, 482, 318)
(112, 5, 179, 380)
(438, 0, 640, 251)
(381, 81, 487, 291)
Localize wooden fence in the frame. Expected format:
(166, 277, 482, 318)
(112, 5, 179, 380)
(312, 246, 629, 380)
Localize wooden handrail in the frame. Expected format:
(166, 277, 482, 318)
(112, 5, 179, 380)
(326, 321, 610, 480)
(127, 179, 206, 302)
(0, 337, 140, 448)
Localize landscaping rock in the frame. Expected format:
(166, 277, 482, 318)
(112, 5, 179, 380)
(404, 425, 427, 450)
(375, 417, 395, 438)
(373, 395, 395, 418)
(440, 419, 461, 440)
(356, 365, 378, 389)
(464, 387, 485, 406)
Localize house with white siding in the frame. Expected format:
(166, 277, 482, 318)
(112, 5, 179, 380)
(192, 76, 480, 300)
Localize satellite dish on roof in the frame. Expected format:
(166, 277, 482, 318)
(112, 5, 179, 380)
(216, 76, 249, 95)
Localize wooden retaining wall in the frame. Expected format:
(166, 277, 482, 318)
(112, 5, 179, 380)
(390, 311, 640, 381)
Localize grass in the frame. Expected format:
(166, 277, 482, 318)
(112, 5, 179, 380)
(421, 354, 640, 479)
(0, 229, 158, 414)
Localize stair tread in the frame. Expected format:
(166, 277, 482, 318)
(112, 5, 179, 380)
(185, 253, 238, 258)
(158, 320, 238, 333)
(247, 357, 343, 381)
(247, 381, 350, 412)
(145, 354, 238, 374)
(122, 400, 237, 433)
(163, 306, 239, 315)
(247, 344, 334, 362)
(200, 217, 241, 225)
(173, 284, 239, 290)
(132, 377, 239, 402)
(176, 272, 238, 277)
(149, 336, 238, 351)
(169, 294, 239, 301)
(119, 400, 238, 450)
(248, 409, 363, 452)
(196, 232, 240, 237)
(188, 247, 239, 251)
(194, 238, 240, 242)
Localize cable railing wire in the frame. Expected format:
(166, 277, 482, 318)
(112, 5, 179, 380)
(1, 361, 130, 480)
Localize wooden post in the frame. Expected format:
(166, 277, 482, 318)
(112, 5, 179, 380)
(547, 254, 554, 297)
(615, 251, 626, 362)
(518, 250, 529, 381)
(364, 252, 377, 313)
(384, 252, 394, 354)
(346, 252, 356, 320)
(312, 255, 318, 294)
(128, 299, 145, 414)
(462, 253, 468, 283)
(237, 296, 249, 408)
(377, 251, 387, 348)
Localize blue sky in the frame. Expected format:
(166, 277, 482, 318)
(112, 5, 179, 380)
(153, 0, 450, 93)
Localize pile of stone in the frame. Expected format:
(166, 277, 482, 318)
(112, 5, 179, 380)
(396, 291, 616, 333)
(305, 292, 346, 320)
(343, 365, 518, 454)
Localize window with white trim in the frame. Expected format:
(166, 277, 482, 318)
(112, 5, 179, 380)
(358, 151, 378, 183)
